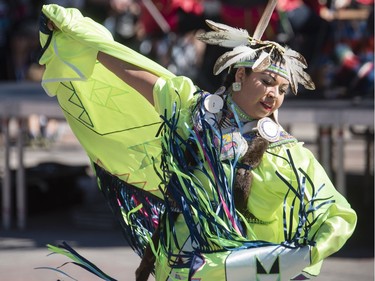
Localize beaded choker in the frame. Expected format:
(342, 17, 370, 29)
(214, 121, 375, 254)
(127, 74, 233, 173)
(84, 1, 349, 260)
(226, 95, 255, 123)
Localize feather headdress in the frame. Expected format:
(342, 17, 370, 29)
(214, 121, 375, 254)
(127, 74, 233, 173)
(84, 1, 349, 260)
(196, 0, 315, 94)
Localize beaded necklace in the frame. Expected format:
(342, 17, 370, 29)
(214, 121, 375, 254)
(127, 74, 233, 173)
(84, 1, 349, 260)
(221, 94, 297, 145)
(226, 95, 255, 123)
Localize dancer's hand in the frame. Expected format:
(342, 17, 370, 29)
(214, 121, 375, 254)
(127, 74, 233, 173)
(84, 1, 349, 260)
(47, 20, 58, 31)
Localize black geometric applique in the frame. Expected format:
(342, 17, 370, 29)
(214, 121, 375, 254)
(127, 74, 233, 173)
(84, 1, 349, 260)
(256, 255, 280, 275)
(62, 82, 94, 128)
(257, 258, 267, 274)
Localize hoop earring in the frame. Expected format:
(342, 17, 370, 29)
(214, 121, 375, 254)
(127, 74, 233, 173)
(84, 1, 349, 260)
(232, 82, 242, 92)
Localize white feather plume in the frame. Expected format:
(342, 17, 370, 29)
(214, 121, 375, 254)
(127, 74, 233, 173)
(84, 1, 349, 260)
(205, 19, 246, 34)
(252, 51, 271, 72)
(285, 62, 299, 95)
(284, 48, 308, 68)
(213, 46, 256, 75)
(284, 52, 315, 94)
(197, 20, 250, 48)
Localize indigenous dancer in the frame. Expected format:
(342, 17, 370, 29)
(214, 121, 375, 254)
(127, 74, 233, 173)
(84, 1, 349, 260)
(39, 1, 356, 280)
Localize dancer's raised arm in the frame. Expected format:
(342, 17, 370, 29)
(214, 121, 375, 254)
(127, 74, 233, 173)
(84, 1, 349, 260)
(97, 51, 159, 105)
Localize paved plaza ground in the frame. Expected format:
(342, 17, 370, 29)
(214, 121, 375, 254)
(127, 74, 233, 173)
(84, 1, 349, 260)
(0, 208, 373, 281)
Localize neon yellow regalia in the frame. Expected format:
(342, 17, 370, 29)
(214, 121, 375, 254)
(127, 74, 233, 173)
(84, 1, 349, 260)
(39, 4, 357, 281)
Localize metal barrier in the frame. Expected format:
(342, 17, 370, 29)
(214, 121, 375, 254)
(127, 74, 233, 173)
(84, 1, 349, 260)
(0, 82, 373, 230)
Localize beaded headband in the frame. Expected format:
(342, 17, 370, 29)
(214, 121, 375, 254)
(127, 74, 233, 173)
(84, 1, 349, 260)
(196, 0, 315, 95)
(234, 60, 289, 82)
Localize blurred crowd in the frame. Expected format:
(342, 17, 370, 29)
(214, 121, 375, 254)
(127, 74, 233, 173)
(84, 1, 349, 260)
(0, 0, 373, 99)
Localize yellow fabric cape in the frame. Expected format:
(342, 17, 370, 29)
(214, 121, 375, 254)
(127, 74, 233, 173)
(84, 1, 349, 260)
(39, 4, 175, 198)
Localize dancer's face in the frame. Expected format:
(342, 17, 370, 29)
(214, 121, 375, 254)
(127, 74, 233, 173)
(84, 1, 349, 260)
(232, 67, 289, 120)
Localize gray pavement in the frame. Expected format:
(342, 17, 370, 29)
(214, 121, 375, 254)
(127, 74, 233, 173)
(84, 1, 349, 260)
(0, 247, 373, 281)
(0, 219, 373, 281)
(0, 209, 373, 281)
(0, 121, 374, 281)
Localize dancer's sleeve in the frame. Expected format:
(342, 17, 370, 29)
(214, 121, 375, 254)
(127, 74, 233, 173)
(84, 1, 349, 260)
(251, 143, 357, 276)
(300, 147, 357, 275)
(153, 75, 199, 140)
(39, 4, 176, 197)
(40, 4, 174, 92)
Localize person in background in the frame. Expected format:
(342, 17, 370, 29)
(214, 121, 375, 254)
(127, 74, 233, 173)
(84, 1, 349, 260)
(103, 0, 141, 49)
